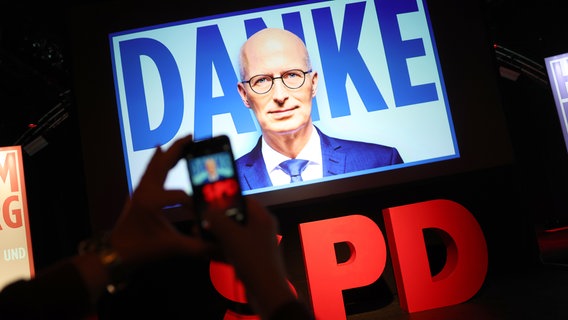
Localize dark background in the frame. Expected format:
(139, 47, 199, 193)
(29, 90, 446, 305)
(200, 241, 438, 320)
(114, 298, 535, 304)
(1, 0, 567, 312)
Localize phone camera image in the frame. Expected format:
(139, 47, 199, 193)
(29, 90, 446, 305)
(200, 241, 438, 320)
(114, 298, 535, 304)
(184, 135, 247, 240)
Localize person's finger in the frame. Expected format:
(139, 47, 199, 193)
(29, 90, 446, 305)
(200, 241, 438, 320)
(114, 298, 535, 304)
(150, 189, 192, 210)
(200, 204, 235, 235)
(203, 197, 277, 240)
(171, 234, 217, 257)
(139, 134, 193, 186)
(164, 133, 194, 162)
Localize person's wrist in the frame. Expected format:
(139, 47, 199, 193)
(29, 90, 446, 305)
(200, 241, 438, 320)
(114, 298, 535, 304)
(97, 246, 128, 293)
(78, 233, 129, 294)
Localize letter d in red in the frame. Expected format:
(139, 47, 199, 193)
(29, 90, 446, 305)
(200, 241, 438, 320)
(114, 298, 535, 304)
(383, 199, 488, 313)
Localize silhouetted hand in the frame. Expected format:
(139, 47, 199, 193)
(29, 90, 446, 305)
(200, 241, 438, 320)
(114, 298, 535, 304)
(109, 134, 214, 269)
(203, 197, 297, 319)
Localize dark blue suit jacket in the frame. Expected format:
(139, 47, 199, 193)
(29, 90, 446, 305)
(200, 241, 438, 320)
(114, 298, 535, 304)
(235, 127, 403, 191)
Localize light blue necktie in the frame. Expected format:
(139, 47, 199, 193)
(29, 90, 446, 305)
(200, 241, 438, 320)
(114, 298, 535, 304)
(279, 159, 309, 183)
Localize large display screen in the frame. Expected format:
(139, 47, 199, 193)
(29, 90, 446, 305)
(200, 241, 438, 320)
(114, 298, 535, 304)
(69, 0, 512, 228)
(109, 0, 457, 196)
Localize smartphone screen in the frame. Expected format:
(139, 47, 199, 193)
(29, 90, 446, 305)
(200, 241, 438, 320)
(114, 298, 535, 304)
(184, 135, 246, 239)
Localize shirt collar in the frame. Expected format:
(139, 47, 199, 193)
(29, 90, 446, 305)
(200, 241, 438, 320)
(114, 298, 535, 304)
(262, 125, 322, 173)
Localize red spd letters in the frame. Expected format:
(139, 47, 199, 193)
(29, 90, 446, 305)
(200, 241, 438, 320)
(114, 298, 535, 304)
(209, 199, 488, 319)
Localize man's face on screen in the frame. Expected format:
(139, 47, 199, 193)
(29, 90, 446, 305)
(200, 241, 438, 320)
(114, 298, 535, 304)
(238, 29, 318, 137)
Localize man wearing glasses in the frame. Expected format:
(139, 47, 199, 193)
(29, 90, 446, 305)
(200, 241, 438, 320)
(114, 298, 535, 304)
(235, 28, 403, 191)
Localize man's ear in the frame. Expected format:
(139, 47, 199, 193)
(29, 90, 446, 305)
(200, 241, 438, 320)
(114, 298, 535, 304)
(237, 83, 251, 108)
(311, 71, 319, 98)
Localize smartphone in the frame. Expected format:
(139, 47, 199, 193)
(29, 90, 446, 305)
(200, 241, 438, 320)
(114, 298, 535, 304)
(184, 135, 247, 240)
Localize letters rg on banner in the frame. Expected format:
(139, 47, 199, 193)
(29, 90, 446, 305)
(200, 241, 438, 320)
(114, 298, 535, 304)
(0, 146, 35, 290)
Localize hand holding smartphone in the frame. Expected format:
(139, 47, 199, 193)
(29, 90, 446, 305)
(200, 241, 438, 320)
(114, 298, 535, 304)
(183, 135, 247, 241)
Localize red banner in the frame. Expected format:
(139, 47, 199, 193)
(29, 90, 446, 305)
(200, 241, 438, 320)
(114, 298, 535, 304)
(0, 146, 34, 289)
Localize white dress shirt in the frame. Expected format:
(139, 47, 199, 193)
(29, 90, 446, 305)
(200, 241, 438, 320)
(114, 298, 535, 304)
(261, 126, 323, 186)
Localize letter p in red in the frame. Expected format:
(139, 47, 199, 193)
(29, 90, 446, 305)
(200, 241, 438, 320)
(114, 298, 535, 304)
(299, 215, 387, 320)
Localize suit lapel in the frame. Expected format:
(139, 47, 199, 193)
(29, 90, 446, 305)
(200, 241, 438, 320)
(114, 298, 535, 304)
(317, 127, 347, 176)
(241, 139, 273, 189)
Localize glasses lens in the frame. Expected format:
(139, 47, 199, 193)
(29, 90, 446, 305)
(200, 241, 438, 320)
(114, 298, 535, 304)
(249, 75, 272, 94)
(282, 70, 306, 89)
(247, 70, 309, 94)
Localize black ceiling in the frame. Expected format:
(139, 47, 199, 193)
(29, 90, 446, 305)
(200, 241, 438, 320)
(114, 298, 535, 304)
(0, 0, 566, 148)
